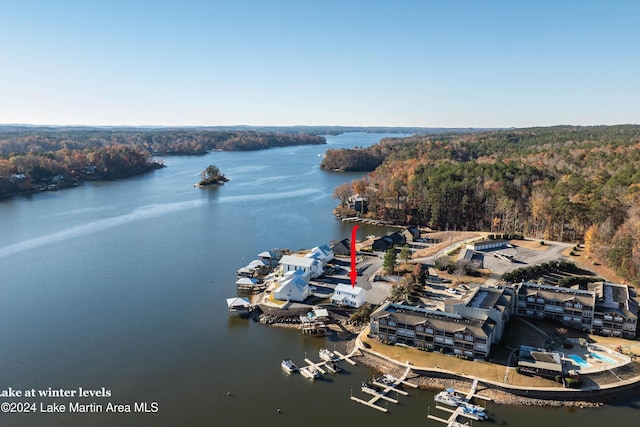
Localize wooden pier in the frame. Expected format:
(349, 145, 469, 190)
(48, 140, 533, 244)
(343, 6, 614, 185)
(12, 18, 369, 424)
(350, 365, 417, 413)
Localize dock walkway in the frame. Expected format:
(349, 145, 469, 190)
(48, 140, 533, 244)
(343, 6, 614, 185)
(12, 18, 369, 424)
(350, 365, 417, 413)
(427, 377, 490, 426)
(295, 346, 359, 378)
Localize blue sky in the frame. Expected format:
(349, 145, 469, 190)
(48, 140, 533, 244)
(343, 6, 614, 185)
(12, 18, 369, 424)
(1, 0, 638, 127)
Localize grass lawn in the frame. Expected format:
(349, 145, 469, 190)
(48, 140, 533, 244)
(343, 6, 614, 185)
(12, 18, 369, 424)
(362, 335, 561, 387)
(360, 332, 507, 382)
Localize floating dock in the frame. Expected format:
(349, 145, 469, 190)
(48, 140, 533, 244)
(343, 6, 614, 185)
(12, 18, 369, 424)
(291, 346, 359, 380)
(427, 378, 492, 426)
(350, 365, 417, 413)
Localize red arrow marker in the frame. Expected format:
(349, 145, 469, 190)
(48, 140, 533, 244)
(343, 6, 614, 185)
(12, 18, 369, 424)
(350, 225, 360, 288)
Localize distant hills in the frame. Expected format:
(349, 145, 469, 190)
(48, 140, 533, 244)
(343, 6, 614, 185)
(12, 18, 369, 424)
(0, 124, 498, 136)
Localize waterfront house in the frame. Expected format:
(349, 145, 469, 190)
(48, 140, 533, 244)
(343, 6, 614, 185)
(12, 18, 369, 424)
(372, 232, 406, 251)
(331, 239, 351, 257)
(401, 226, 421, 242)
(331, 284, 366, 308)
(279, 254, 323, 278)
(372, 236, 395, 252)
(305, 244, 334, 268)
(273, 272, 312, 302)
(369, 302, 496, 359)
(348, 195, 368, 214)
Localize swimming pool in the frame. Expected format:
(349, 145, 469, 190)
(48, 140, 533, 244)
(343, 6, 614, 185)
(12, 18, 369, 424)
(590, 352, 617, 364)
(567, 354, 592, 367)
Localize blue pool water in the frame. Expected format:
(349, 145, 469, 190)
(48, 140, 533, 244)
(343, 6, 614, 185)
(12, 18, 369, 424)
(568, 354, 592, 367)
(590, 352, 617, 364)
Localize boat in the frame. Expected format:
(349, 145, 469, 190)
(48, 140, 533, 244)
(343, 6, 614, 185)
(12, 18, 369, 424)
(281, 359, 298, 373)
(319, 348, 338, 362)
(326, 360, 342, 374)
(375, 373, 397, 385)
(434, 390, 461, 407)
(300, 366, 320, 380)
(361, 381, 381, 395)
(434, 389, 488, 420)
(460, 403, 488, 420)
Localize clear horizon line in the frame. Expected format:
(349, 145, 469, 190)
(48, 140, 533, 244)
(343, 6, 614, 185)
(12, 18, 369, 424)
(1, 122, 638, 129)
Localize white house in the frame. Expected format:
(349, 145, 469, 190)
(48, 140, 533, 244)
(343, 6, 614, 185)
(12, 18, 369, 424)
(279, 255, 323, 278)
(305, 244, 334, 268)
(273, 274, 312, 302)
(331, 284, 366, 308)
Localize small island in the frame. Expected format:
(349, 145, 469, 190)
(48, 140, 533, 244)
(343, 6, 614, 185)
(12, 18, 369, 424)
(195, 164, 228, 187)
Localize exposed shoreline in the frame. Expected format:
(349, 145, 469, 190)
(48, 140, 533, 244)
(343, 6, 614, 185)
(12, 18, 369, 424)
(266, 321, 639, 408)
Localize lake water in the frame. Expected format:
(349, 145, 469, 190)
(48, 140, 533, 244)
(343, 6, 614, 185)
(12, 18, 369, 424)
(0, 132, 638, 426)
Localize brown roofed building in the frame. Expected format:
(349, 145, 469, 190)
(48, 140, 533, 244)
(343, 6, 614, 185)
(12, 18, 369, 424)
(369, 302, 496, 359)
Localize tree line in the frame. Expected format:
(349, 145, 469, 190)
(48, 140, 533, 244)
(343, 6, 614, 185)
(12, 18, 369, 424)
(331, 125, 640, 285)
(0, 128, 325, 198)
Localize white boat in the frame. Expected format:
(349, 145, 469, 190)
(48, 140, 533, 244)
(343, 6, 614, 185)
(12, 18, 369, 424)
(435, 390, 461, 407)
(326, 360, 342, 374)
(460, 403, 488, 420)
(375, 373, 397, 385)
(319, 348, 338, 362)
(300, 366, 320, 380)
(434, 389, 488, 420)
(281, 359, 298, 373)
(361, 381, 381, 395)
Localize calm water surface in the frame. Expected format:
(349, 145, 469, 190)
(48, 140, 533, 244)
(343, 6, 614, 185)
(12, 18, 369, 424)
(0, 133, 638, 426)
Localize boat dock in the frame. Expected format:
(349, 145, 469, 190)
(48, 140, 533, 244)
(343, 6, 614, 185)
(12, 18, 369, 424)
(428, 378, 492, 426)
(350, 365, 417, 413)
(293, 347, 359, 378)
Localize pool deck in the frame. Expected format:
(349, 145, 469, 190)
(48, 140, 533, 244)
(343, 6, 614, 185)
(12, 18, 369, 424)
(563, 343, 631, 375)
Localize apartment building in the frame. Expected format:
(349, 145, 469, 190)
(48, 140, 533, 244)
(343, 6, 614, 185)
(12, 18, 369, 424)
(515, 282, 638, 339)
(369, 302, 496, 359)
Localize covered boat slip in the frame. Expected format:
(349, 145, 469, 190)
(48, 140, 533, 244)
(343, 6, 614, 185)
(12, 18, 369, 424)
(235, 277, 266, 292)
(226, 297, 253, 317)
